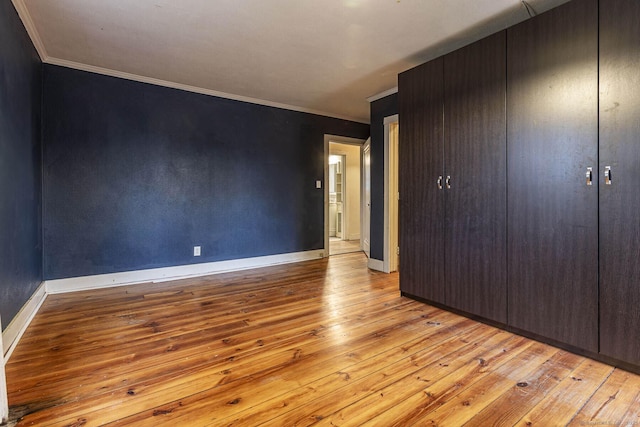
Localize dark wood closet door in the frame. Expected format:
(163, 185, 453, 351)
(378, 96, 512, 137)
(398, 59, 445, 303)
(444, 32, 507, 323)
(599, 0, 640, 365)
(506, 0, 598, 351)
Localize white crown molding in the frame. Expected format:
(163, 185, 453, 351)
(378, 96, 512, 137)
(367, 87, 398, 103)
(10, 0, 48, 61)
(11, 0, 370, 124)
(45, 57, 370, 124)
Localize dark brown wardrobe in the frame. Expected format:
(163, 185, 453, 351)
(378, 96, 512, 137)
(599, 0, 640, 366)
(399, 33, 507, 324)
(399, 0, 640, 369)
(507, 0, 598, 353)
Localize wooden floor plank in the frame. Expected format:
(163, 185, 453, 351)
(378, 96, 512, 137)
(464, 350, 585, 426)
(10, 297, 417, 418)
(9, 279, 403, 395)
(372, 342, 560, 426)
(514, 358, 614, 426)
(322, 333, 534, 426)
(20, 300, 442, 426)
(213, 320, 484, 427)
(4, 253, 640, 426)
(568, 368, 640, 427)
(102, 312, 479, 426)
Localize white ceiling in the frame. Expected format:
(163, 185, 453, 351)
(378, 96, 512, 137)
(13, 0, 570, 123)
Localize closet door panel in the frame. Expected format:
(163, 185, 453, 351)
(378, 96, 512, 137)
(599, 0, 640, 365)
(444, 31, 507, 323)
(507, 0, 598, 351)
(398, 59, 445, 303)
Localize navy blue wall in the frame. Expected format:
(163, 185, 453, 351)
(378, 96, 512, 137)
(0, 1, 43, 329)
(369, 93, 398, 261)
(43, 66, 369, 279)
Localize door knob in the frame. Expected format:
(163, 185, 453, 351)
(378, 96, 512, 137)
(437, 176, 443, 190)
(445, 176, 451, 189)
(586, 167, 593, 186)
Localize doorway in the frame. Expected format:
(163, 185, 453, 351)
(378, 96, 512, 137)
(328, 154, 345, 240)
(323, 135, 366, 257)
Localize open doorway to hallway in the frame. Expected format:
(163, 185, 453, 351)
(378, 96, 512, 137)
(323, 135, 366, 257)
(329, 142, 361, 255)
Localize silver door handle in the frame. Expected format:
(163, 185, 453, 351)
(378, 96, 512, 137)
(445, 175, 451, 189)
(437, 176, 443, 190)
(605, 166, 612, 185)
(586, 167, 593, 186)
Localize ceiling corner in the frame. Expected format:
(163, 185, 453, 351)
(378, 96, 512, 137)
(11, 0, 48, 61)
(367, 88, 398, 104)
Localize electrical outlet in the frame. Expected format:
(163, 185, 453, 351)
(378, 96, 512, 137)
(193, 246, 201, 256)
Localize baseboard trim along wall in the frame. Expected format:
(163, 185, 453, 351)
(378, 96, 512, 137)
(2, 281, 47, 361)
(0, 315, 9, 423)
(367, 258, 385, 272)
(45, 250, 325, 294)
(2, 250, 325, 362)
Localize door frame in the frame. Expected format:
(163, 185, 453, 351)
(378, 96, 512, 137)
(383, 114, 400, 273)
(361, 138, 371, 258)
(323, 134, 366, 257)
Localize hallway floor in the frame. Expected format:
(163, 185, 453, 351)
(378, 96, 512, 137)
(329, 238, 361, 255)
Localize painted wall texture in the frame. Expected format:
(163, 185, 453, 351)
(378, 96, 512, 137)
(42, 65, 370, 279)
(0, 0, 43, 329)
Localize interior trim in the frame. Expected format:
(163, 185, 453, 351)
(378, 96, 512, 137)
(383, 114, 400, 273)
(0, 316, 8, 424)
(10, 0, 47, 61)
(3, 250, 325, 362)
(2, 281, 46, 361)
(45, 250, 325, 295)
(45, 58, 369, 125)
(367, 87, 398, 103)
(367, 258, 385, 272)
(12, 0, 370, 125)
(11, 0, 370, 125)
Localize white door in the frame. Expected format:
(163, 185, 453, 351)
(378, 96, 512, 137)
(390, 122, 400, 272)
(1, 316, 8, 424)
(362, 138, 371, 258)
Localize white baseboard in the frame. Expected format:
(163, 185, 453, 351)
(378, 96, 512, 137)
(2, 250, 325, 362)
(0, 316, 7, 424)
(367, 258, 385, 272)
(2, 281, 47, 361)
(45, 250, 325, 294)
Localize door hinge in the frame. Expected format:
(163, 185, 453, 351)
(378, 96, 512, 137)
(396, 247, 400, 255)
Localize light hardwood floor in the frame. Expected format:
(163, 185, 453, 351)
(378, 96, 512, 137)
(5, 253, 640, 426)
(329, 238, 361, 256)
